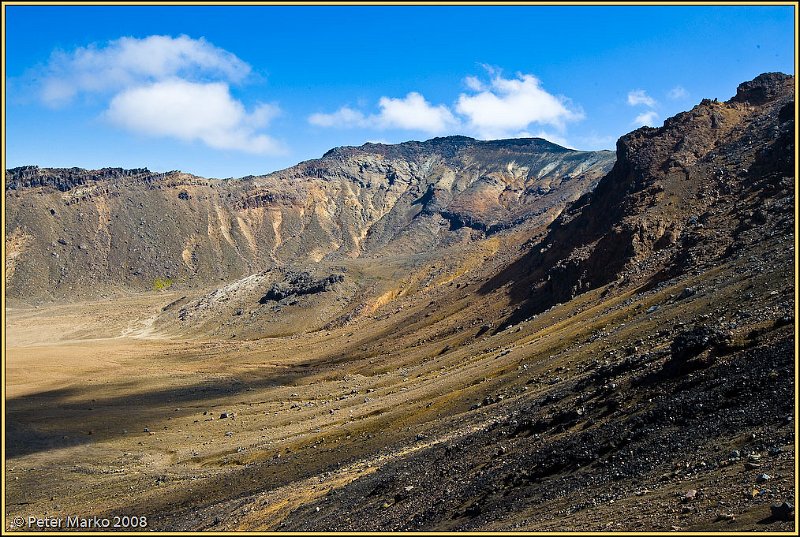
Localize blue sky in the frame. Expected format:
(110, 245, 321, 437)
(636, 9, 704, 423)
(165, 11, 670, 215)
(5, 4, 795, 178)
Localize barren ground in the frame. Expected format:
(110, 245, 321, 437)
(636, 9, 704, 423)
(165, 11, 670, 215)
(5, 235, 795, 531)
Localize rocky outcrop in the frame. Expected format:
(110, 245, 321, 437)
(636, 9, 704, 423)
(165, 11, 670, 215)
(6, 166, 165, 191)
(259, 272, 344, 303)
(730, 71, 794, 105)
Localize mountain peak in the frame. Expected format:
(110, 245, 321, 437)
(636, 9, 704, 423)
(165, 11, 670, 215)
(321, 135, 575, 161)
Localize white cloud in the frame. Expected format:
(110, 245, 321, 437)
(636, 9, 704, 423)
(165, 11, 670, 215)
(309, 70, 584, 141)
(668, 85, 689, 100)
(243, 102, 281, 129)
(308, 106, 369, 128)
(38, 34, 250, 107)
(31, 34, 287, 154)
(456, 73, 583, 139)
(309, 92, 458, 134)
(627, 88, 660, 128)
(376, 93, 458, 132)
(106, 79, 284, 154)
(464, 76, 485, 91)
(627, 89, 657, 107)
(633, 110, 659, 127)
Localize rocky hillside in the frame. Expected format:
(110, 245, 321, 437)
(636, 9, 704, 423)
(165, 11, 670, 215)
(5, 138, 614, 302)
(483, 72, 795, 324)
(243, 72, 795, 532)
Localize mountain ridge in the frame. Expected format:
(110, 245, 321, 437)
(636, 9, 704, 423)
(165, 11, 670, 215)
(6, 136, 602, 189)
(5, 136, 615, 302)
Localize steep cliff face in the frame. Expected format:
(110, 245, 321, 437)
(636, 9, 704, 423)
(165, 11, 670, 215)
(484, 72, 795, 321)
(5, 138, 614, 301)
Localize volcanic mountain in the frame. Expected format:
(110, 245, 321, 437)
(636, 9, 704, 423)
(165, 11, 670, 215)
(4, 73, 795, 532)
(5, 137, 613, 302)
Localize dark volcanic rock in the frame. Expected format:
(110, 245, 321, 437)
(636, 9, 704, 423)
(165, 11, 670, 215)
(669, 326, 732, 362)
(730, 72, 794, 106)
(259, 272, 344, 303)
(659, 325, 734, 376)
(770, 501, 794, 521)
